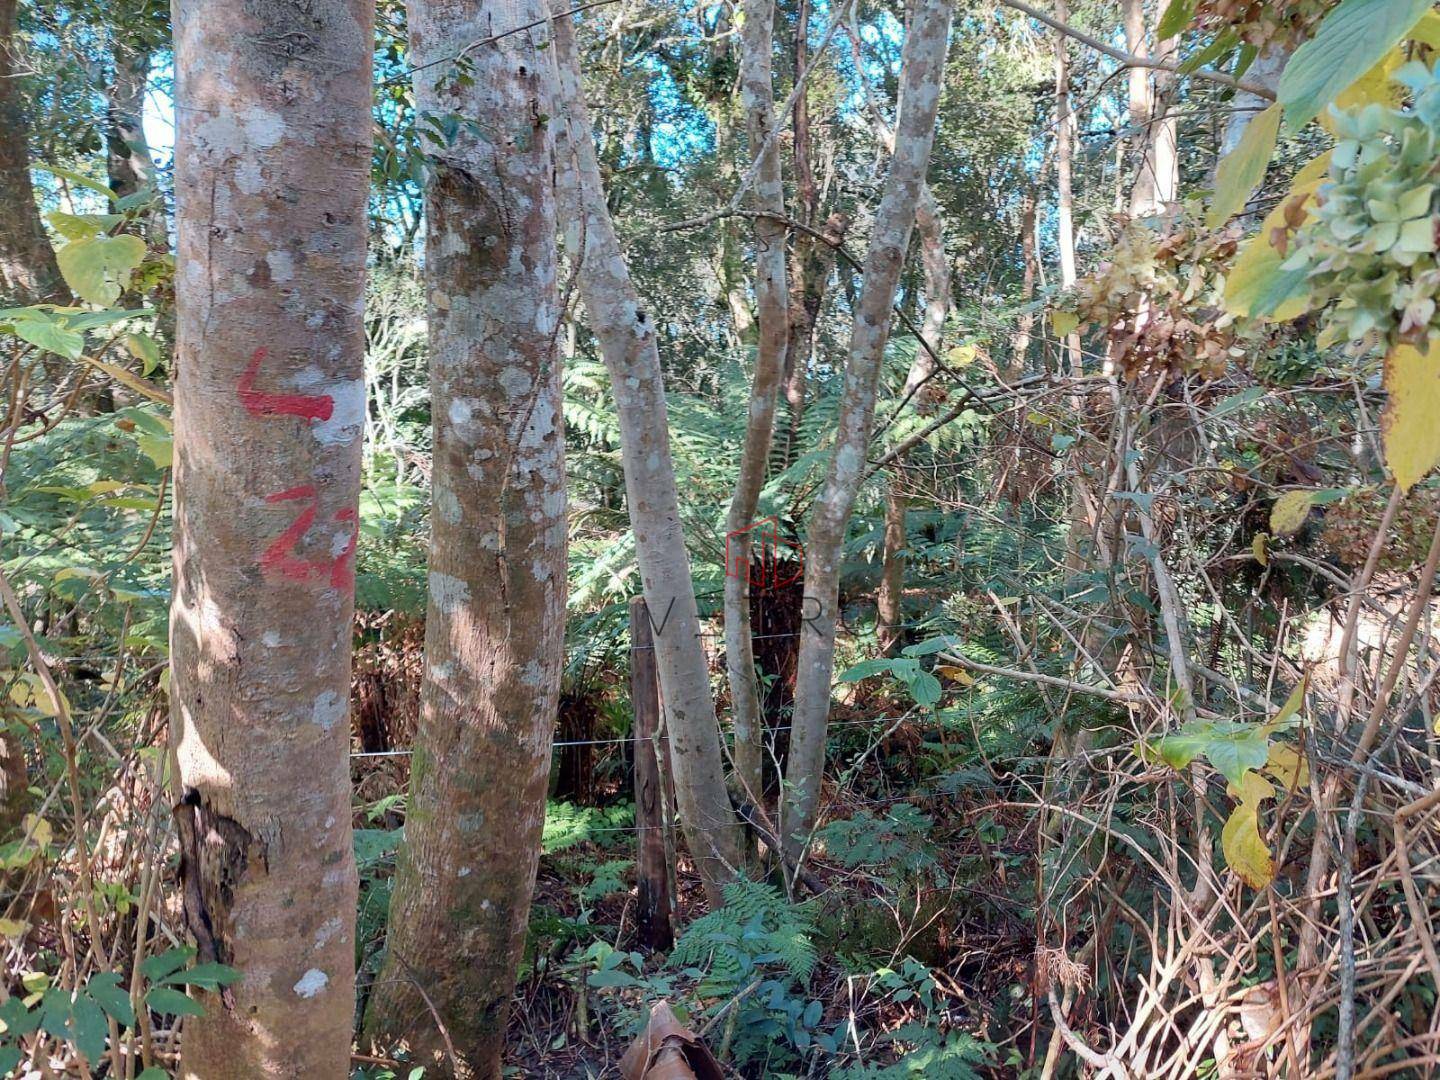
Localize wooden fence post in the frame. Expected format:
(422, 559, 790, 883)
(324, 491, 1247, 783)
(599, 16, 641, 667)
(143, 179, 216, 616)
(631, 596, 673, 950)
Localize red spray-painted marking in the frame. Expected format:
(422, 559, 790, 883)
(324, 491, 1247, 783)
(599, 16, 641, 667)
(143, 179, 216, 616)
(259, 485, 358, 589)
(238, 348, 334, 421)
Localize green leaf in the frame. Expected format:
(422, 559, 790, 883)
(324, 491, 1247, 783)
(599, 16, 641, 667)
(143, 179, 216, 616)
(909, 671, 942, 708)
(35, 164, 116, 201)
(145, 986, 205, 1017)
(838, 658, 899, 683)
(86, 971, 136, 1028)
(1208, 103, 1281, 228)
(140, 946, 195, 983)
(136, 1070, 169, 1080)
(70, 993, 107, 1064)
(9, 311, 84, 360)
(56, 234, 148, 307)
(1277, 0, 1432, 129)
(0, 995, 39, 1037)
(1156, 720, 1271, 785)
(47, 211, 123, 241)
(125, 332, 162, 374)
(0, 1048, 20, 1075)
(158, 962, 241, 991)
(1158, 0, 1194, 39)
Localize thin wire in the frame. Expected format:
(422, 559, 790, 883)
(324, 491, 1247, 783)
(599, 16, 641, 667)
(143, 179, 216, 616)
(350, 710, 943, 758)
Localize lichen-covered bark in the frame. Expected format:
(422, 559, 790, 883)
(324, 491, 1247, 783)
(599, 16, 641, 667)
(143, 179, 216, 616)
(362, 0, 567, 1073)
(781, 0, 952, 864)
(726, 0, 789, 806)
(169, 0, 372, 1074)
(0, 0, 65, 304)
(550, 5, 742, 902)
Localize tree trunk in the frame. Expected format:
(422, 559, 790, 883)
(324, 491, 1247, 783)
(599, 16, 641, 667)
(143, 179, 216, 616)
(0, 0, 65, 304)
(1053, 0, 1081, 375)
(726, 0, 789, 808)
(781, 0, 952, 865)
(106, 44, 155, 201)
(782, 211, 845, 463)
(877, 190, 948, 655)
(550, 6, 743, 903)
(362, 0, 567, 1073)
(169, 0, 372, 1073)
(1009, 184, 1038, 375)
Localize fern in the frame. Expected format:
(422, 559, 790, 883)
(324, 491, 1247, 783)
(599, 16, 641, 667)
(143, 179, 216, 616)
(670, 878, 817, 989)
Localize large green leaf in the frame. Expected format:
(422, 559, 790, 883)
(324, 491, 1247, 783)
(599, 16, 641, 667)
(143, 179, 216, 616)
(56, 234, 147, 307)
(7, 310, 83, 360)
(1278, 0, 1432, 129)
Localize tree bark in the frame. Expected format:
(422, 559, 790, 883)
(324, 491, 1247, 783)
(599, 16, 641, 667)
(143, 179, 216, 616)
(877, 189, 949, 655)
(550, 6, 743, 903)
(169, 0, 372, 1073)
(106, 44, 155, 202)
(781, 0, 952, 864)
(1053, 0, 1081, 375)
(0, 0, 65, 304)
(362, 0, 567, 1074)
(726, 0, 789, 807)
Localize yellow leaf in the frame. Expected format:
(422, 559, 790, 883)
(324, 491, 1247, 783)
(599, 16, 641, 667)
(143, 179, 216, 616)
(1264, 742, 1310, 791)
(1252, 532, 1270, 566)
(1322, 47, 1405, 134)
(1210, 103, 1281, 228)
(945, 344, 977, 368)
(21, 814, 52, 850)
(0, 918, 29, 938)
(1382, 340, 1440, 492)
(1269, 490, 1314, 536)
(1051, 310, 1079, 337)
(936, 665, 974, 686)
(1222, 771, 1276, 889)
(1225, 153, 1331, 322)
(1273, 674, 1309, 727)
(1408, 10, 1440, 47)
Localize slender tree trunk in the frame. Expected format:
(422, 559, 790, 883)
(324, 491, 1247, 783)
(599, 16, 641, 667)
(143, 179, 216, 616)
(781, 0, 952, 864)
(782, 211, 845, 463)
(0, 0, 64, 304)
(362, 1, 567, 1073)
(1052, 0, 1081, 378)
(1123, 0, 1159, 217)
(550, 6, 742, 903)
(106, 44, 155, 201)
(169, 0, 372, 1073)
(877, 187, 949, 655)
(1009, 184, 1038, 375)
(726, 0, 789, 807)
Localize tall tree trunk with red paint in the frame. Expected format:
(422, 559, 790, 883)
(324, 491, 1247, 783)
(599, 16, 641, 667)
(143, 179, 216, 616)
(362, 0, 567, 1073)
(168, 0, 372, 1073)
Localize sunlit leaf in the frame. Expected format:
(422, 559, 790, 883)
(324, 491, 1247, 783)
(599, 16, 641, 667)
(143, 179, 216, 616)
(1050, 310, 1079, 337)
(1224, 153, 1331, 320)
(1277, 0, 1431, 129)
(1209, 103, 1280, 228)
(56, 234, 147, 307)
(1381, 340, 1440, 492)
(1252, 532, 1269, 566)
(1222, 771, 1276, 888)
(1269, 490, 1314, 536)
(1263, 742, 1309, 791)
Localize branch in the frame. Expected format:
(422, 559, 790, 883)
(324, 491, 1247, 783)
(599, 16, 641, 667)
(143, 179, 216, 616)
(999, 0, 1276, 99)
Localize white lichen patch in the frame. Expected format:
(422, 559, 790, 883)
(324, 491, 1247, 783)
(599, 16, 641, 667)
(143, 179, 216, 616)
(429, 571, 472, 611)
(293, 968, 328, 999)
(311, 691, 346, 732)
